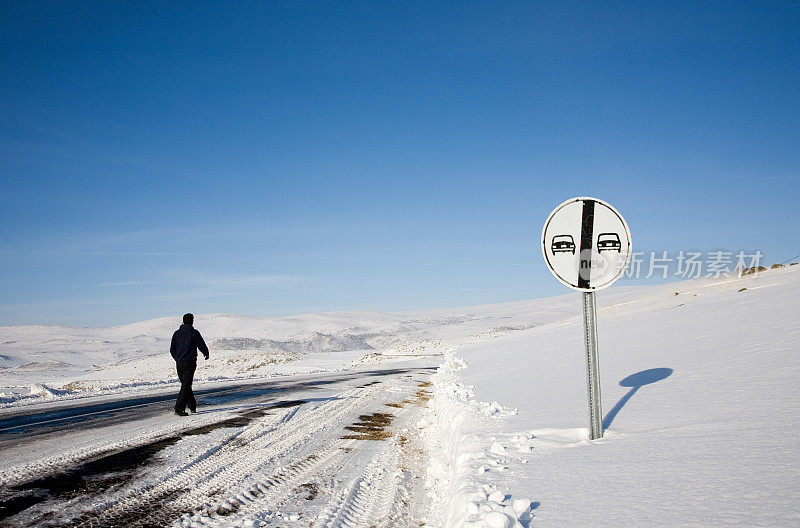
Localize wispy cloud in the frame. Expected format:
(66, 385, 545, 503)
(93, 271, 310, 293)
(177, 271, 308, 290)
(96, 281, 160, 287)
(0, 222, 340, 258)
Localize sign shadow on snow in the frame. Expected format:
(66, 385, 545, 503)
(602, 368, 673, 429)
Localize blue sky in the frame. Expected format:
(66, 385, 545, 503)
(1, 1, 798, 326)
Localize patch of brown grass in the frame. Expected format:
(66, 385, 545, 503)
(406, 388, 432, 406)
(61, 381, 89, 392)
(341, 412, 395, 441)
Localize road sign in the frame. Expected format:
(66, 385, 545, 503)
(541, 197, 631, 292)
(541, 197, 631, 440)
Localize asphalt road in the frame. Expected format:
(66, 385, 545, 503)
(0, 365, 437, 443)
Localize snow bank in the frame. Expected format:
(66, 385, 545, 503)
(424, 354, 535, 528)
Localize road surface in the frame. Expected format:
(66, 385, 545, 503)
(0, 360, 439, 527)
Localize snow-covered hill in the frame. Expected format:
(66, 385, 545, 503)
(423, 264, 800, 527)
(0, 293, 611, 407)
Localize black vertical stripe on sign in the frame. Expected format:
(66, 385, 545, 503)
(578, 199, 595, 289)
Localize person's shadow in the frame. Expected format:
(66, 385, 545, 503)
(603, 368, 673, 429)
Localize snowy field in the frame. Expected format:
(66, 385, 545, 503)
(0, 264, 798, 527)
(424, 264, 800, 527)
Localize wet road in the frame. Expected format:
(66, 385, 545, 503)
(0, 365, 438, 443)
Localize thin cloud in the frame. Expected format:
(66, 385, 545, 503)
(178, 272, 309, 290)
(0, 249, 530, 266)
(96, 281, 160, 287)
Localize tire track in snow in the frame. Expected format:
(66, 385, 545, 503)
(172, 377, 431, 527)
(66, 406, 302, 528)
(315, 448, 400, 528)
(181, 439, 356, 527)
(4, 369, 435, 528)
(71, 392, 364, 528)
(315, 383, 432, 528)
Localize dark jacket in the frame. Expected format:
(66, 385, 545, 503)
(170, 324, 209, 363)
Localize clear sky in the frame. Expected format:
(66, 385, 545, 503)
(1, 1, 798, 326)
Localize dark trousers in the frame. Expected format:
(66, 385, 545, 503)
(175, 361, 197, 412)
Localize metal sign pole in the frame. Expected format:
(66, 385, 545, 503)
(582, 291, 603, 439)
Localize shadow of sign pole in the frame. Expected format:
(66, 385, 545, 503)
(602, 368, 673, 429)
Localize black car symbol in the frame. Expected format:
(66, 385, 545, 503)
(551, 235, 575, 254)
(597, 233, 621, 252)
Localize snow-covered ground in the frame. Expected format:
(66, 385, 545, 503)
(1, 264, 798, 527)
(423, 264, 800, 527)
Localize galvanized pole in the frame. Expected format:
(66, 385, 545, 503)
(582, 291, 603, 439)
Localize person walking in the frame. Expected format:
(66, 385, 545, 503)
(170, 313, 209, 416)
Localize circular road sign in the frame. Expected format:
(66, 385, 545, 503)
(541, 197, 631, 292)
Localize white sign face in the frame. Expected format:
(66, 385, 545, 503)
(541, 197, 631, 292)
